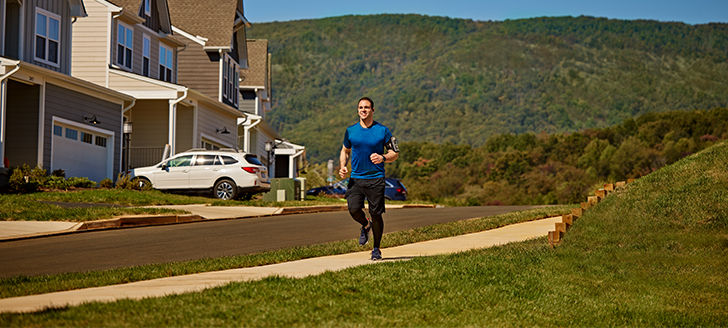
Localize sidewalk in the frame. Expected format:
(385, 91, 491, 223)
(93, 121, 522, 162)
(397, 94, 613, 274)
(0, 216, 561, 313)
(0, 204, 436, 241)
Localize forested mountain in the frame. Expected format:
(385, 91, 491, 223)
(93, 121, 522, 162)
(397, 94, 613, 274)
(248, 15, 728, 162)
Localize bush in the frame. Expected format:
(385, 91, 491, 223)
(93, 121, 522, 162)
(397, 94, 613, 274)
(7, 165, 47, 193)
(99, 178, 114, 189)
(115, 173, 152, 191)
(66, 177, 96, 188)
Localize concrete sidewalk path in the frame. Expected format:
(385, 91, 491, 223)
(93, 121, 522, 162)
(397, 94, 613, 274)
(0, 216, 560, 314)
(0, 221, 83, 239)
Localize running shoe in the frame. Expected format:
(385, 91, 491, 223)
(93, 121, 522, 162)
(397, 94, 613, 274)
(359, 222, 371, 246)
(371, 248, 382, 261)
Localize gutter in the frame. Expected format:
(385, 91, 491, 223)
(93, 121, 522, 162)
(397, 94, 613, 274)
(0, 61, 21, 82)
(242, 116, 261, 153)
(121, 98, 136, 114)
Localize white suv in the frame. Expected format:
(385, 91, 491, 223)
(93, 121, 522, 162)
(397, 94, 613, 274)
(129, 149, 270, 200)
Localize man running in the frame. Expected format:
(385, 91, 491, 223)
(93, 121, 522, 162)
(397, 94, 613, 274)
(339, 96, 399, 260)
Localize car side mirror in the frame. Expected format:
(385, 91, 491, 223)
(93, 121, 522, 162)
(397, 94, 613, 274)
(161, 164, 168, 170)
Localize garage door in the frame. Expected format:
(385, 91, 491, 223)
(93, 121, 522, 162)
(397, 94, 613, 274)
(51, 122, 111, 183)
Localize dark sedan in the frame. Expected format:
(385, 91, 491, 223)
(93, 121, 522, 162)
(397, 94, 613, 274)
(306, 178, 407, 201)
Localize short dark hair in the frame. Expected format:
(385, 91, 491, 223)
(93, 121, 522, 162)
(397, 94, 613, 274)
(358, 97, 374, 109)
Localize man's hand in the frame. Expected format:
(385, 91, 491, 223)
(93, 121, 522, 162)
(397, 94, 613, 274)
(370, 153, 384, 164)
(339, 166, 348, 179)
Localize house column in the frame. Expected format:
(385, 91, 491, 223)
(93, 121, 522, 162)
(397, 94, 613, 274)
(0, 79, 6, 167)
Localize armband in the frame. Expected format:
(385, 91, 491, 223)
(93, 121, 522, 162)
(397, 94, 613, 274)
(385, 136, 400, 153)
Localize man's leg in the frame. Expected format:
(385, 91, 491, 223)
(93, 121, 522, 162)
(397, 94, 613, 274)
(364, 178, 386, 254)
(346, 178, 371, 246)
(346, 178, 369, 226)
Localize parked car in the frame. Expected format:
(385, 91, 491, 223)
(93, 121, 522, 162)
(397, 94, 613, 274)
(129, 149, 270, 200)
(384, 178, 408, 201)
(306, 179, 347, 197)
(306, 177, 407, 201)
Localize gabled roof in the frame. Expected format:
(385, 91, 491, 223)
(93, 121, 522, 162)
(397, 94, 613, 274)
(240, 39, 268, 88)
(166, 0, 240, 48)
(108, 0, 172, 34)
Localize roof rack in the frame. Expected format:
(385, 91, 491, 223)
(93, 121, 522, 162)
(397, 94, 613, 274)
(181, 148, 241, 153)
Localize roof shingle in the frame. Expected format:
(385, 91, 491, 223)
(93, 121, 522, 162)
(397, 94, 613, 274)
(166, 0, 239, 48)
(240, 39, 268, 88)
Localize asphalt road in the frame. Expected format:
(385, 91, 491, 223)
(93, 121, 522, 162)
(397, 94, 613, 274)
(0, 206, 540, 277)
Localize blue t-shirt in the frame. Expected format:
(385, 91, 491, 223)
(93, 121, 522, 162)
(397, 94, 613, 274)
(343, 121, 392, 179)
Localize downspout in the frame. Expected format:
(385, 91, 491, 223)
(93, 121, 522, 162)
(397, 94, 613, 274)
(243, 117, 261, 153)
(289, 149, 305, 178)
(0, 62, 21, 168)
(167, 89, 188, 155)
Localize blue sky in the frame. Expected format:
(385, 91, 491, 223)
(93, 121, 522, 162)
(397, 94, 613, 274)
(244, 0, 728, 25)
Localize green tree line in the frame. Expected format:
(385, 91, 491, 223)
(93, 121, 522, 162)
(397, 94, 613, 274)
(378, 108, 727, 205)
(248, 15, 728, 162)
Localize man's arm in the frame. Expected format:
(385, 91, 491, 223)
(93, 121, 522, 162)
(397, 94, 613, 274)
(339, 145, 351, 178)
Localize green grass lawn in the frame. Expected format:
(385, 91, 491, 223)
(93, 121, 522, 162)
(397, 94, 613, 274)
(0, 206, 569, 298)
(0, 189, 384, 222)
(1, 141, 725, 326)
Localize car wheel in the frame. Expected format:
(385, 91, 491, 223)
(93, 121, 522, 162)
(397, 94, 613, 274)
(132, 177, 151, 190)
(213, 179, 237, 200)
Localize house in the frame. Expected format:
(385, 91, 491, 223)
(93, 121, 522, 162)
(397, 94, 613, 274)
(239, 39, 305, 179)
(71, 0, 247, 169)
(0, 0, 134, 183)
(167, 0, 249, 152)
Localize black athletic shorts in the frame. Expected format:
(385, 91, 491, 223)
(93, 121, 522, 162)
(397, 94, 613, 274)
(345, 177, 386, 215)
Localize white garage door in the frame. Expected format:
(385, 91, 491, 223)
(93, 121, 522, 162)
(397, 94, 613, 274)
(51, 121, 112, 183)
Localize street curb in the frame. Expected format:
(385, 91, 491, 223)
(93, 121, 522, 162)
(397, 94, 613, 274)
(0, 204, 437, 242)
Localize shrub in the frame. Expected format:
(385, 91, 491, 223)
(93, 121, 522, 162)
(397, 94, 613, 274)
(7, 165, 49, 193)
(44, 176, 71, 190)
(51, 169, 66, 178)
(66, 177, 96, 188)
(115, 173, 152, 191)
(99, 178, 114, 189)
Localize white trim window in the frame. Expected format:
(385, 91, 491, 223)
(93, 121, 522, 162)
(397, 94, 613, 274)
(34, 8, 61, 66)
(143, 0, 151, 16)
(116, 22, 133, 70)
(221, 53, 239, 107)
(142, 34, 151, 77)
(159, 44, 173, 82)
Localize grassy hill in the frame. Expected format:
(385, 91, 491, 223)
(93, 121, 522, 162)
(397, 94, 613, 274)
(247, 15, 728, 162)
(5, 142, 726, 326)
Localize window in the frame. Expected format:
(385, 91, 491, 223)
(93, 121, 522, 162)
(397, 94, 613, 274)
(65, 128, 78, 140)
(117, 22, 133, 69)
(221, 54, 239, 107)
(194, 155, 216, 166)
(201, 139, 220, 150)
(142, 35, 151, 77)
(221, 156, 238, 165)
(244, 154, 263, 166)
(95, 136, 107, 148)
(53, 125, 63, 136)
(159, 44, 173, 82)
(81, 132, 93, 144)
(167, 155, 192, 167)
(35, 8, 60, 66)
(143, 0, 151, 16)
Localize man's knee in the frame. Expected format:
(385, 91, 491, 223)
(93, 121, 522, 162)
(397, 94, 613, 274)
(348, 206, 364, 216)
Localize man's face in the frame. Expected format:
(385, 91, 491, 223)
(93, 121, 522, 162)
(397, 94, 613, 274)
(357, 99, 374, 121)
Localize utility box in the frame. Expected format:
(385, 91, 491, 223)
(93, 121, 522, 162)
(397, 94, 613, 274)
(262, 178, 301, 202)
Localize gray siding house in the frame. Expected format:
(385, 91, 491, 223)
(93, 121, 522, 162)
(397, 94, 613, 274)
(0, 0, 133, 182)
